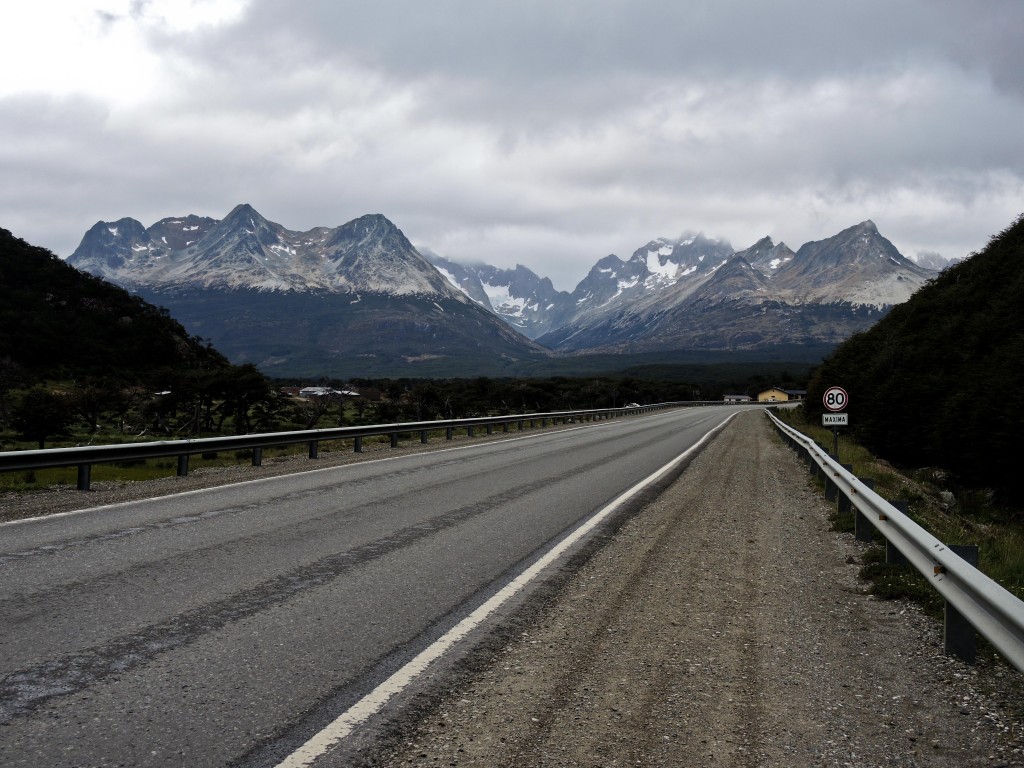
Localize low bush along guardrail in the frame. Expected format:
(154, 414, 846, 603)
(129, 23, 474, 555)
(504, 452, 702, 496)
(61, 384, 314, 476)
(767, 409, 1024, 672)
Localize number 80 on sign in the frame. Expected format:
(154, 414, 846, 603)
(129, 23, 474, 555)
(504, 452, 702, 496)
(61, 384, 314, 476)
(823, 386, 848, 412)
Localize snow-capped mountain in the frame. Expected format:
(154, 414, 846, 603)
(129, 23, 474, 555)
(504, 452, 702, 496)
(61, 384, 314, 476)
(422, 251, 573, 339)
(532, 220, 935, 353)
(67, 206, 547, 376)
(69, 204, 462, 297)
(424, 232, 739, 341)
(734, 236, 796, 274)
(770, 220, 934, 307)
(570, 233, 735, 310)
(66, 206, 938, 372)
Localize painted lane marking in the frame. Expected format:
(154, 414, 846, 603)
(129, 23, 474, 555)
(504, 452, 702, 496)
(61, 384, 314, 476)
(274, 411, 737, 768)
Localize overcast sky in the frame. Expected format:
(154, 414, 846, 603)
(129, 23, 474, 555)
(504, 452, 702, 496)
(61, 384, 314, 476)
(3, 0, 1023, 290)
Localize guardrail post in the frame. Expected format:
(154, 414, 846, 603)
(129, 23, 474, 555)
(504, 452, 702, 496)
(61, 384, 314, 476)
(446, 427, 454, 440)
(837, 465, 854, 515)
(886, 501, 911, 565)
(541, 418, 548, 427)
(390, 432, 399, 448)
(252, 447, 262, 467)
(308, 441, 318, 459)
(518, 419, 524, 430)
(354, 436, 362, 453)
(854, 478, 875, 542)
(177, 454, 189, 477)
(467, 426, 475, 437)
(824, 469, 838, 501)
(420, 430, 429, 444)
(813, 444, 828, 480)
(945, 545, 980, 663)
(77, 463, 91, 491)
(486, 424, 494, 435)
(502, 422, 509, 433)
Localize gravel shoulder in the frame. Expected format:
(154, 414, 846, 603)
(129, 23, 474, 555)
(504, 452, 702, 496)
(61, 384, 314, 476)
(370, 411, 1023, 767)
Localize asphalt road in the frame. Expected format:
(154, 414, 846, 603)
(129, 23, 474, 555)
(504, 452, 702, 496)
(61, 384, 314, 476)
(0, 406, 745, 767)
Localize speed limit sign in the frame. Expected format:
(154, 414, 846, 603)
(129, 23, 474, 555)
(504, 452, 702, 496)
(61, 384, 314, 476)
(823, 386, 848, 412)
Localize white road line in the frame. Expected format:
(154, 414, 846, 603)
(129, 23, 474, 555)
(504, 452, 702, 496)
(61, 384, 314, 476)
(274, 411, 737, 768)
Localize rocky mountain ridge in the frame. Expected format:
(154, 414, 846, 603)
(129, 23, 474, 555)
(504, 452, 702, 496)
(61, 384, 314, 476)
(67, 206, 547, 376)
(427, 221, 935, 352)
(65, 206, 938, 374)
(69, 204, 464, 298)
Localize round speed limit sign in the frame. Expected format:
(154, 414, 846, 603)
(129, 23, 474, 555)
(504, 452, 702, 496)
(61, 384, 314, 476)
(823, 386, 848, 412)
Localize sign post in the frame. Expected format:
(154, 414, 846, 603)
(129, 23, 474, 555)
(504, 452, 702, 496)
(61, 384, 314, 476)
(822, 387, 849, 458)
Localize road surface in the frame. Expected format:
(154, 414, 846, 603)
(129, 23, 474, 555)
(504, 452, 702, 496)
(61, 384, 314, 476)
(0, 406, 742, 767)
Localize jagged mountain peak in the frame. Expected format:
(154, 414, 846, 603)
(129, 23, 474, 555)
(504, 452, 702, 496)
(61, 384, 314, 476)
(736, 235, 796, 275)
(67, 217, 150, 277)
(223, 201, 261, 220)
(675, 230, 723, 246)
(68, 205, 466, 299)
(422, 250, 572, 339)
(770, 220, 934, 306)
(327, 212, 414, 252)
(790, 220, 920, 271)
(686, 255, 770, 308)
(212, 203, 277, 241)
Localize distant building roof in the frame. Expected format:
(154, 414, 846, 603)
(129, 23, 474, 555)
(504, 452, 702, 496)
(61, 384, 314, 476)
(298, 386, 360, 397)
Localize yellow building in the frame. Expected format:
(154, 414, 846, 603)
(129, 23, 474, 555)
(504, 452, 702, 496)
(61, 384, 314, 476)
(757, 387, 806, 403)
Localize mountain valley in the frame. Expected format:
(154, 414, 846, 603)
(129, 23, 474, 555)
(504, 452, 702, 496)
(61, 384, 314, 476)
(65, 205, 939, 377)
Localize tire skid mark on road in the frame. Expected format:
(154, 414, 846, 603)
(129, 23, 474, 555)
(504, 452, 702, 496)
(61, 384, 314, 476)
(498, 424, 755, 766)
(0, 455, 475, 564)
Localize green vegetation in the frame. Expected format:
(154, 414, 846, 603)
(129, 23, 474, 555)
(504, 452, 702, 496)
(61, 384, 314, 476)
(0, 228, 229, 381)
(803, 214, 1024, 507)
(775, 408, 1024, 610)
(789, 213, 1024, 642)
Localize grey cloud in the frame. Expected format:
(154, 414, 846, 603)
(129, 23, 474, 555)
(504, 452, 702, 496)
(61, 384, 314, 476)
(224, 0, 1023, 93)
(3, 0, 1023, 294)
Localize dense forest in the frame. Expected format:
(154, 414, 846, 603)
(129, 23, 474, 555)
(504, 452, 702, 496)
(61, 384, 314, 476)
(0, 228, 230, 379)
(0, 228, 276, 446)
(804, 214, 1024, 505)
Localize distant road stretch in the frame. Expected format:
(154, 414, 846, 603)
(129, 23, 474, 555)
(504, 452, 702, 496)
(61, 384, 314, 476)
(0, 406, 746, 767)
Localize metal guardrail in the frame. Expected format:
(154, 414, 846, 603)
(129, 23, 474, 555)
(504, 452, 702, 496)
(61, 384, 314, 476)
(0, 402, 716, 492)
(767, 409, 1024, 672)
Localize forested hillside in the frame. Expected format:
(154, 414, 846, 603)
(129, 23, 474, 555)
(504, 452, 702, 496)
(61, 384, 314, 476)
(1, 228, 278, 445)
(805, 215, 1024, 505)
(0, 227, 230, 379)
